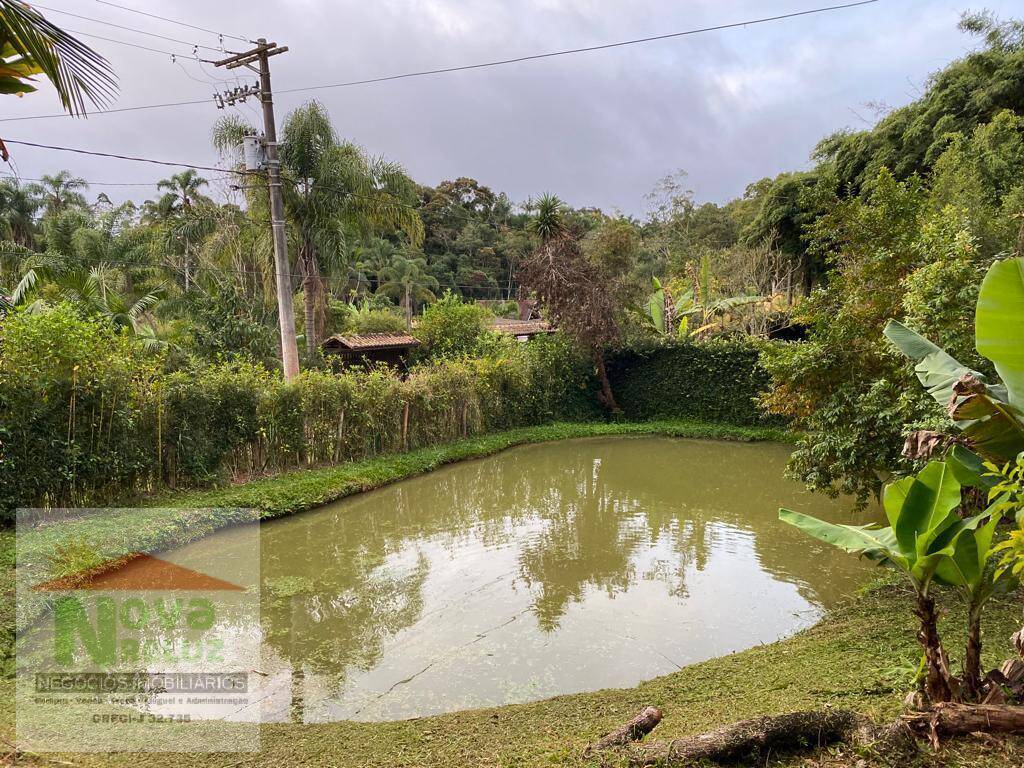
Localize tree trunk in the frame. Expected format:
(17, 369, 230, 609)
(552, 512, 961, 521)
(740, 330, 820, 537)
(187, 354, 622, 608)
(404, 286, 412, 329)
(965, 602, 984, 701)
(904, 703, 1024, 748)
(594, 349, 620, 413)
(916, 591, 954, 704)
(300, 241, 319, 363)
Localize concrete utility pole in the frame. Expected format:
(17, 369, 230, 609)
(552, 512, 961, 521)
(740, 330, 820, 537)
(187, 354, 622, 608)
(214, 39, 300, 380)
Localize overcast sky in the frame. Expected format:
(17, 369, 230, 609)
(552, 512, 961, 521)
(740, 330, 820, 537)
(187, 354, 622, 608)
(2, 0, 1020, 216)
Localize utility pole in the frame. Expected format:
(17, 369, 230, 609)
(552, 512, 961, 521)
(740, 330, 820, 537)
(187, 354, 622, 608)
(214, 39, 300, 380)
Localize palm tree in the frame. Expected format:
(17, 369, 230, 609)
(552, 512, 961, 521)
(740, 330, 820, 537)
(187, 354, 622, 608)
(72, 203, 156, 294)
(213, 102, 424, 361)
(0, 239, 32, 299)
(31, 171, 88, 217)
(377, 253, 438, 328)
(11, 254, 165, 345)
(0, 178, 40, 247)
(142, 172, 213, 293)
(354, 238, 399, 294)
(139, 192, 179, 226)
(527, 193, 567, 243)
(0, 0, 116, 116)
(156, 170, 210, 210)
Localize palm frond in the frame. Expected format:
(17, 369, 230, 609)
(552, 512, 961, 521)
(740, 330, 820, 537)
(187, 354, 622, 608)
(0, 1, 116, 115)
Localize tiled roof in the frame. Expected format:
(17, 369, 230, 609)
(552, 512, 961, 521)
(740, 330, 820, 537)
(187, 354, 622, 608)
(491, 319, 554, 336)
(322, 333, 421, 350)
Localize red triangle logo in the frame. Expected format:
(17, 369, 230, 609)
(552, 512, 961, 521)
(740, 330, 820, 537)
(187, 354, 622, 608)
(33, 553, 245, 592)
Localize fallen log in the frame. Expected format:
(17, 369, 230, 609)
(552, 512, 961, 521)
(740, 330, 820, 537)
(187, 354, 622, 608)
(584, 706, 663, 753)
(628, 709, 861, 766)
(596, 702, 1024, 766)
(904, 702, 1024, 749)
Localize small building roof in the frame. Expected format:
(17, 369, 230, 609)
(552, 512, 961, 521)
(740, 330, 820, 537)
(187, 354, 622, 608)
(322, 333, 421, 351)
(490, 318, 555, 336)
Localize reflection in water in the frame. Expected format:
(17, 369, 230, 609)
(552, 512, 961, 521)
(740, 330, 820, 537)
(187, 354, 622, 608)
(170, 437, 879, 722)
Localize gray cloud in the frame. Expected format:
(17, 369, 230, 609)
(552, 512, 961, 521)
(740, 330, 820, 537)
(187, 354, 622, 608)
(3, 0, 1019, 215)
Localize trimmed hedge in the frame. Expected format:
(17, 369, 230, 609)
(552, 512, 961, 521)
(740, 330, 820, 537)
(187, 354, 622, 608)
(606, 338, 779, 426)
(0, 306, 597, 518)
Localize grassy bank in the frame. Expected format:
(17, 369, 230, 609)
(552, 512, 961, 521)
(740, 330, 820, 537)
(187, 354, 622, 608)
(1, 581, 1022, 767)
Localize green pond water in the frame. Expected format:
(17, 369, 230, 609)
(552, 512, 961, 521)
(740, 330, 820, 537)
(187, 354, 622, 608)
(169, 436, 879, 722)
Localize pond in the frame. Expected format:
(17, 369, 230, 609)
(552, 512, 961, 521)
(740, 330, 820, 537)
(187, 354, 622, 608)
(170, 436, 879, 722)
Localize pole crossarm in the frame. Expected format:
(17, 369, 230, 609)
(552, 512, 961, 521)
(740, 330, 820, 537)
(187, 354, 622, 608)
(214, 41, 289, 70)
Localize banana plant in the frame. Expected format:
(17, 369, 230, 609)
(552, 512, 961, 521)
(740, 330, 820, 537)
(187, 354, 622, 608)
(935, 511, 1004, 700)
(883, 257, 1024, 465)
(646, 277, 689, 339)
(781, 460, 974, 703)
(645, 273, 761, 339)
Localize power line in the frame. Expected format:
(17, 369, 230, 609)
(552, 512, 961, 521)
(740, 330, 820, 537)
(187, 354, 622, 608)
(0, 172, 239, 187)
(0, 183, 524, 292)
(1, 139, 249, 174)
(280, 0, 880, 96)
(0, 0, 880, 123)
(2, 136, 560, 241)
(90, 0, 253, 44)
(33, 3, 229, 53)
(0, 247, 517, 294)
(63, 26, 212, 61)
(1, 137, 488, 228)
(0, 97, 210, 122)
(3, 134, 499, 230)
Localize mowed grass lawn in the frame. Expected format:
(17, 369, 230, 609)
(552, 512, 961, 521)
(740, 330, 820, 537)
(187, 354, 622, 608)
(2, 582, 1022, 767)
(2, 422, 1023, 767)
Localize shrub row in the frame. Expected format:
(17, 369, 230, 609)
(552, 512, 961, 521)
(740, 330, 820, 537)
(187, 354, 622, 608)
(605, 338, 781, 426)
(0, 309, 782, 519)
(0, 306, 597, 519)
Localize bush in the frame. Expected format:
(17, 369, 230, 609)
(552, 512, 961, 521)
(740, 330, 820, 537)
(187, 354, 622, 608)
(413, 292, 506, 360)
(605, 338, 779, 426)
(184, 288, 278, 368)
(0, 308, 778, 519)
(0, 305, 161, 516)
(345, 306, 407, 335)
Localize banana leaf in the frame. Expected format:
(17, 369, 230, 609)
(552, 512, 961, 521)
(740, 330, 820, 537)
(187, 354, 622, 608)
(778, 509, 904, 567)
(976, 257, 1024, 409)
(950, 393, 1024, 463)
(883, 320, 985, 410)
(946, 444, 997, 490)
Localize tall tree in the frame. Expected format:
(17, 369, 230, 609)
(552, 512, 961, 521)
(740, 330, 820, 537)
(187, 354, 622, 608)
(146, 171, 212, 292)
(377, 253, 439, 328)
(0, 178, 40, 247)
(214, 103, 424, 361)
(31, 171, 88, 217)
(527, 193, 567, 243)
(155, 170, 210, 210)
(518, 233, 625, 412)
